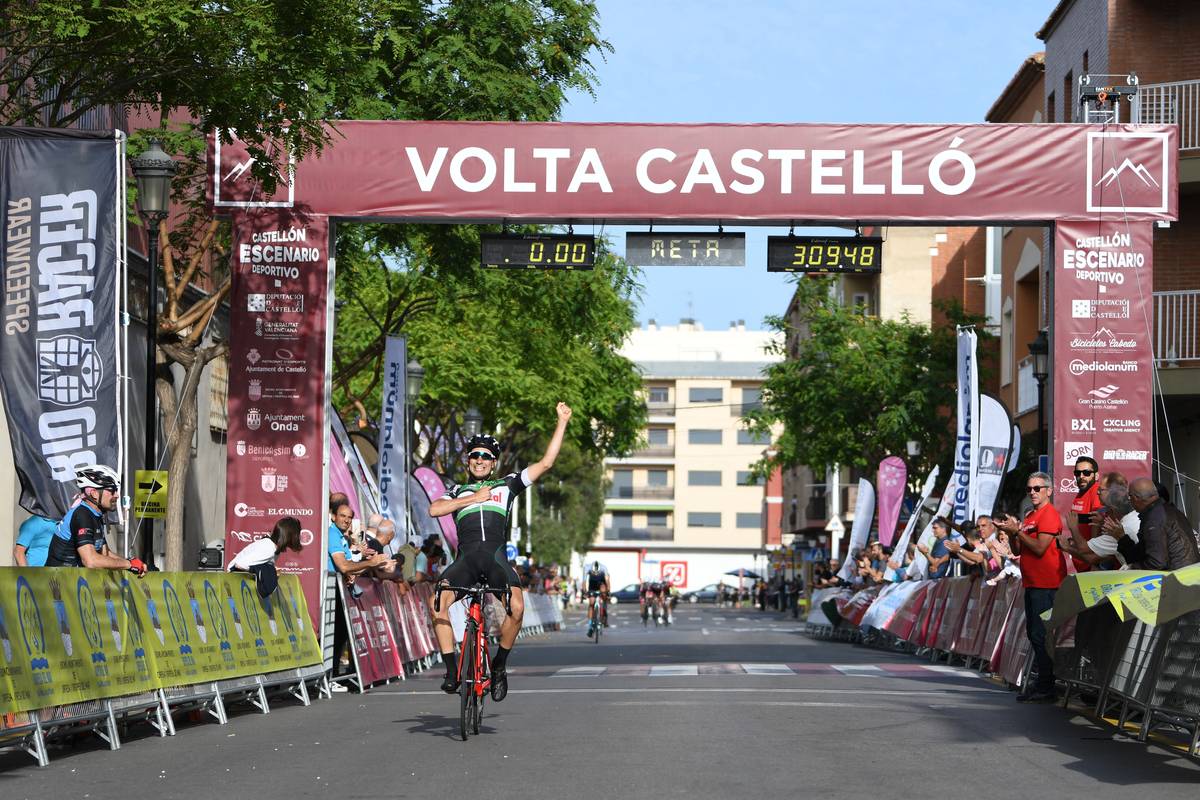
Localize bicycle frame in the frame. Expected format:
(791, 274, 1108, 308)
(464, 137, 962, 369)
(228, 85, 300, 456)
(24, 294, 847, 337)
(457, 592, 492, 698)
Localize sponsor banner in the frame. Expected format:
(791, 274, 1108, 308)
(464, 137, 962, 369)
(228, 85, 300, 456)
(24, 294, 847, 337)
(836, 479, 875, 581)
(807, 588, 846, 626)
(951, 326, 979, 527)
(224, 211, 331, 631)
(414, 466, 457, 551)
(933, 577, 975, 652)
(882, 581, 933, 641)
(889, 466, 939, 580)
(377, 336, 408, 531)
(331, 408, 381, 521)
(209, 123, 1178, 222)
(1052, 221, 1153, 517)
(0, 129, 122, 519)
(340, 579, 403, 685)
(838, 586, 882, 627)
(974, 395, 1014, 518)
(0, 568, 320, 715)
(875, 456, 907, 547)
(861, 581, 922, 630)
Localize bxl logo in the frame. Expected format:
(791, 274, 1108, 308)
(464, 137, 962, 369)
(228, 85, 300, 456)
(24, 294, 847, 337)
(1071, 419, 1095, 432)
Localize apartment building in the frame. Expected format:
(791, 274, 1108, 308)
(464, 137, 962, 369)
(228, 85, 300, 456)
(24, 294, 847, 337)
(584, 320, 781, 592)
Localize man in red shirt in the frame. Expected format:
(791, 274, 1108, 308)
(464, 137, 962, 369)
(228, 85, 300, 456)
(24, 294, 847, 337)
(997, 471, 1067, 703)
(1067, 457, 1102, 573)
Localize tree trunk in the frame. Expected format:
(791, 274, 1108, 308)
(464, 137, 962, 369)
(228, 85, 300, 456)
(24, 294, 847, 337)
(156, 342, 224, 571)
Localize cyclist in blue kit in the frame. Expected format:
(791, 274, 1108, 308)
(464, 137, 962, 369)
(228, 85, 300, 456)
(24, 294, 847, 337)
(429, 402, 572, 701)
(46, 465, 148, 575)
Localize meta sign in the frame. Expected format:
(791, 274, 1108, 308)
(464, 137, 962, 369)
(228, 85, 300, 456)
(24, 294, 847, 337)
(625, 232, 745, 266)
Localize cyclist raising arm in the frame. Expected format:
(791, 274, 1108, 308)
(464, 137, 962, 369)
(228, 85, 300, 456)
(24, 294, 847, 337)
(429, 402, 573, 701)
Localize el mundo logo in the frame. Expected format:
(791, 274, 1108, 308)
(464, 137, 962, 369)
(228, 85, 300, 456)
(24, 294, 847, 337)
(37, 334, 103, 406)
(1086, 131, 1169, 213)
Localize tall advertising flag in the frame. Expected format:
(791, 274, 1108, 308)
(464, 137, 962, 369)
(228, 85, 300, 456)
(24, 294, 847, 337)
(1007, 424, 1022, 473)
(876, 456, 907, 547)
(377, 336, 408, 530)
(0, 129, 124, 518)
(890, 465, 939, 579)
(952, 326, 979, 528)
(974, 394, 1014, 518)
(837, 479, 875, 581)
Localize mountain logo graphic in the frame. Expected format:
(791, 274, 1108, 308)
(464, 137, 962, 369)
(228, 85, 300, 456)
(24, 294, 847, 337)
(1094, 158, 1160, 189)
(1087, 384, 1119, 399)
(1095, 327, 1115, 339)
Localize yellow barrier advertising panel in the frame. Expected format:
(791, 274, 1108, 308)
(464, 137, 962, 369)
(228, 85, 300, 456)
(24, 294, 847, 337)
(0, 569, 321, 714)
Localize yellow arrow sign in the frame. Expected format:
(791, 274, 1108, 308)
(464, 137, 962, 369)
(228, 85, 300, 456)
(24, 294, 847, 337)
(134, 469, 169, 519)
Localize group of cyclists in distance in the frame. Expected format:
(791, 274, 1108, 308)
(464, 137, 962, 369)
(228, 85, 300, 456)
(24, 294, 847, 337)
(583, 561, 679, 636)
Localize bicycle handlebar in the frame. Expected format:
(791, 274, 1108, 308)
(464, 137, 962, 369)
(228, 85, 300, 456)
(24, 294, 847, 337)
(433, 583, 513, 616)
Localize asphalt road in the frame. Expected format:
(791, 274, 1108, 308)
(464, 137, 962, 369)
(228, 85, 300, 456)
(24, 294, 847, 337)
(4, 602, 1199, 798)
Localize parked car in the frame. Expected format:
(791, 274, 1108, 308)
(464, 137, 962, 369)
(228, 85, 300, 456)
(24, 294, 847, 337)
(680, 583, 724, 604)
(609, 583, 642, 604)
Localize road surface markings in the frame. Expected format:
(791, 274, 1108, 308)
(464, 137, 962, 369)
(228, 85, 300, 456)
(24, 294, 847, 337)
(649, 665, 699, 676)
(924, 665, 982, 678)
(553, 666, 605, 677)
(741, 663, 794, 675)
(832, 664, 883, 675)
(386, 686, 1005, 697)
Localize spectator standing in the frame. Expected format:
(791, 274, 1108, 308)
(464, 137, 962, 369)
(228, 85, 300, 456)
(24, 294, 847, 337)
(1116, 478, 1200, 570)
(1066, 456, 1102, 573)
(14, 514, 57, 567)
(917, 519, 953, 579)
(996, 471, 1066, 703)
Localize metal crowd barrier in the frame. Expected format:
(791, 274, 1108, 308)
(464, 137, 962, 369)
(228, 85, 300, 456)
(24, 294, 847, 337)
(804, 574, 1200, 758)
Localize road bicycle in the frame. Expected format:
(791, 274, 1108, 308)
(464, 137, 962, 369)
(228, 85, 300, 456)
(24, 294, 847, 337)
(586, 591, 606, 642)
(435, 583, 511, 741)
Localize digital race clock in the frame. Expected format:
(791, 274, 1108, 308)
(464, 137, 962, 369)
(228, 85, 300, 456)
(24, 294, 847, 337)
(766, 235, 883, 274)
(480, 234, 596, 270)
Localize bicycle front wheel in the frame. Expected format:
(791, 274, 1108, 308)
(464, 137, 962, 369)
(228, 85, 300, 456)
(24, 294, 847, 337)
(593, 616, 601, 643)
(459, 624, 475, 741)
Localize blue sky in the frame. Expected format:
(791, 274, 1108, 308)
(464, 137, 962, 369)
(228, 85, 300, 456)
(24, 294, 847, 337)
(561, 0, 1051, 330)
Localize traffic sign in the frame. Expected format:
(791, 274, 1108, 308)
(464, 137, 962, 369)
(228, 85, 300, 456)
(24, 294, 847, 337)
(825, 516, 845, 535)
(134, 469, 169, 518)
(505, 543, 518, 561)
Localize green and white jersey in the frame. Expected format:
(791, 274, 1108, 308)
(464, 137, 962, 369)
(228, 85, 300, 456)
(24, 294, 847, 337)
(442, 469, 531, 549)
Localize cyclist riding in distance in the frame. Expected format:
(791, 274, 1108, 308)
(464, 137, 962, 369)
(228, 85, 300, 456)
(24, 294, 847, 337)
(45, 464, 148, 576)
(585, 561, 610, 638)
(429, 402, 573, 702)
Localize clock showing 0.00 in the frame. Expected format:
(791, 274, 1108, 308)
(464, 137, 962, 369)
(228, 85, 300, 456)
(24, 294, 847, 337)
(480, 234, 596, 270)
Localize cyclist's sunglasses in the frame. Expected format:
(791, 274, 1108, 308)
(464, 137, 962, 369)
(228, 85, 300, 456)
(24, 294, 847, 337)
(468, 450, 496, 461)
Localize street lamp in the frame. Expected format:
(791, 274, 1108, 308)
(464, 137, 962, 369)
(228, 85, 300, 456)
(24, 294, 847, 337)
(397, 357, 424, 545)
(1028, 329, 1049, 457)
(130, 139, 177, 563)
(463, 406, 483, 438)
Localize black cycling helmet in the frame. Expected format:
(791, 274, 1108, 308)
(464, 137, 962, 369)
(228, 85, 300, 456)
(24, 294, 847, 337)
(464, 434, 502, 457)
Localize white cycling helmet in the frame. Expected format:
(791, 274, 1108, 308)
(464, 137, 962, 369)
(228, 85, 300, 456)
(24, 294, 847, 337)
(74, 464, 120, 492)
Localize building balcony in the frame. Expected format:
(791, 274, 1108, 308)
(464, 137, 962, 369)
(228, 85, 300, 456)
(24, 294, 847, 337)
(646, 400, 675, 416)
(606, 485, 675, 500)
(1135, 79, 1200, 152)
(603, 526, 674, 542)
(729, 402, 763, 417)
(627, 444, 675, 458)
(1156, 290, 1200, 366)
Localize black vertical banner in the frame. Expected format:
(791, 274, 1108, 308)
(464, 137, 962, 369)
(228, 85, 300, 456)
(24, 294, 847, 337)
(0, 128, 121, 518)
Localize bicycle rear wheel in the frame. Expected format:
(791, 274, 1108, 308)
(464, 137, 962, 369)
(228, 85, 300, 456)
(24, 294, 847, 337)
(459, 623, 475, 741)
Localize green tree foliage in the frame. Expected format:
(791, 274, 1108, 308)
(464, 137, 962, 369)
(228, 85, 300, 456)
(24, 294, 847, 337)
(745, 276, 992, 481)
(528, 438, 607, 565)
(2, 0, 615, 567)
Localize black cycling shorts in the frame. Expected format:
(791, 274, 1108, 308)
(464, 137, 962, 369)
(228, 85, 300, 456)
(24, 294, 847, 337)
(439, 543, 520, 595)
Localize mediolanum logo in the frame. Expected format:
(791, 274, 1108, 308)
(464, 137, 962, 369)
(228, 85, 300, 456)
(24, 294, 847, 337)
(1069, 359, 1138, 376)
